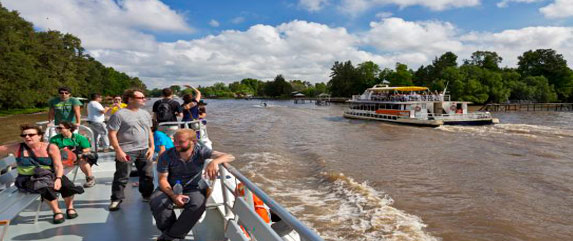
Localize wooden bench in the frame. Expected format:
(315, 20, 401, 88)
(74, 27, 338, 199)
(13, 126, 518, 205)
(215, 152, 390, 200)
(0, 154, 79, 241)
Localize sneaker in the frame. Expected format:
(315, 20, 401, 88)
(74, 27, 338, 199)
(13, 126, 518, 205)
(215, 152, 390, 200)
(83, 176, 96, 188)
(109, 200, 122, 211)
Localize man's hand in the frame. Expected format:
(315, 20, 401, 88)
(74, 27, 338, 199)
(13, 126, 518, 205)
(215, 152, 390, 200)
(172, 194, 189, 208)
(183, 84, 192, 89)
(116, 150, 129, 162)
(145, 148, 154, 161)
(205, 160, 219, 180)
(54, 178, 62, 190)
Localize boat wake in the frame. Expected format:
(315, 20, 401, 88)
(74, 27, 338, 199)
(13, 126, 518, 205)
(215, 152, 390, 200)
(239, 152, 438, 241)
(437, 123, 573, 139)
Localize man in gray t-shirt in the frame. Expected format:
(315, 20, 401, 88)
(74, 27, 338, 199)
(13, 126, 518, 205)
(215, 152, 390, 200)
(107, 89, 155, 211)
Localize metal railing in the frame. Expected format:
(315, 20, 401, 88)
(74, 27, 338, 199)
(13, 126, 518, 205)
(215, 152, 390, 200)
(220, 164, 324, 241)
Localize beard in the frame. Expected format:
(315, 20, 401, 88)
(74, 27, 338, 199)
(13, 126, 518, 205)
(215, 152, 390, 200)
(177, 143, 192, 153)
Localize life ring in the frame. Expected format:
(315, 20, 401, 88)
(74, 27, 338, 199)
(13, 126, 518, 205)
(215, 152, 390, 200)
(236, 182, 271, 223)
(414, 106, 422, 112)
(450, 104, 456, 111)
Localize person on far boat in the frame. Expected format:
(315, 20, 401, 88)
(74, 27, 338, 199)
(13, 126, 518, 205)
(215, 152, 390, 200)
(0, 124, 84, 224)
(153, 88, 183, 137)
(107, 95, 127, 116)
(49, 122, 96, 188)
(48, 86, 82, 130)
(150, 129, 234, 241)
(107, 89, 155, 211)
(87, 93, 111, 152)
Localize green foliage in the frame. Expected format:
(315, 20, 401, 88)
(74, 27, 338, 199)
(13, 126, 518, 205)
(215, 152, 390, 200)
(327, 61, 362, 97)
(517, 49, 573, 101)
(0, 4, 145, 109)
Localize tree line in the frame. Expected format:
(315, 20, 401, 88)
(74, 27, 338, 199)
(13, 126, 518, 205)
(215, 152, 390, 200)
(0, 4, 145, 110)
(329, 50, 573, 104)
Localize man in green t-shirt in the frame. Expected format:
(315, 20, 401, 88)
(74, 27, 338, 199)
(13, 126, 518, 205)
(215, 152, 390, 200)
(48, 87, 82, 126)
(49, 122, 96, 188)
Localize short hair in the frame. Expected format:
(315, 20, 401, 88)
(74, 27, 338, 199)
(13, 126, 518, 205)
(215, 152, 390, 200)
(59, 121, 77, 132)
(20, 124, 43, 137)
(90, 93, 101, 101)
(162, 88, 173, 97)
(199, 106, 206, 114)
(174, 129, 197, 142)
(122, 89, 143, 104)
(58, 87, 71, 93)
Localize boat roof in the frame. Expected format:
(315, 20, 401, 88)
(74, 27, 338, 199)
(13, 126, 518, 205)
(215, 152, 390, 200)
(367, 85, 429, 92)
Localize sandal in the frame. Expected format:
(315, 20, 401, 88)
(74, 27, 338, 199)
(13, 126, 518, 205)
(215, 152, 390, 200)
(53, 212, 65, 224)
(66, 209, 78, 219)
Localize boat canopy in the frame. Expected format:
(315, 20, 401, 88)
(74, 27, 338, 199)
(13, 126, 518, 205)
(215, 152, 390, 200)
(367, 85, 429, 92)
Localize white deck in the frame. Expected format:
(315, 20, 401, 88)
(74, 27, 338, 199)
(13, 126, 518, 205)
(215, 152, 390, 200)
(4, 160, 194, 241)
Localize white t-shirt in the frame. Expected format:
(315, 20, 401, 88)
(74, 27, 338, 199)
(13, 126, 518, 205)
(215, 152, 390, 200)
(87, 100, 105, 123)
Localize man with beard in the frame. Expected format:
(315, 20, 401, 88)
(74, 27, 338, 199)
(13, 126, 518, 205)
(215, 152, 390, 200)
(150, 129, 234, 241)
(107, 89, 155, 211)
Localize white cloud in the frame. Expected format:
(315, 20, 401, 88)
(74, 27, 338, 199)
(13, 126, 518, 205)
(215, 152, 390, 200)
(363, 18, 463, 57)
(209, 19, 220, 27)
(497, 0, 543, 8)
(5, 1, 573, 89)
(298, 0, 329, 11)
(375, 12, 394, 19)
(339, 0, 480, 15)
(540, 0, 573, 18)
(231, 17, 246, 24)
(2, 0, 191, 50)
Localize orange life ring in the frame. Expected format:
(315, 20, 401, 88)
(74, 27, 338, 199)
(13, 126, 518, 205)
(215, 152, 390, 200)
(236, 183, 271, 223)
(450, 104, 456, 111)
(414, 106, 421, 112)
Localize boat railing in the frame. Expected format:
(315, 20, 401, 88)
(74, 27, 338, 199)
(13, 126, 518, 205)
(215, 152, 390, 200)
(219, 163, 324, 241)
(424, 112, 492, 120)
(352, 94, 451, 102)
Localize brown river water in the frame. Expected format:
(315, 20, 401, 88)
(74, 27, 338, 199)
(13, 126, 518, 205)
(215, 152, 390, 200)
(1, 99, 572, 240)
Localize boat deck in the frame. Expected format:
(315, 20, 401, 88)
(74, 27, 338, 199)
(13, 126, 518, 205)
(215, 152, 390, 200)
(4, 160, 194, 241)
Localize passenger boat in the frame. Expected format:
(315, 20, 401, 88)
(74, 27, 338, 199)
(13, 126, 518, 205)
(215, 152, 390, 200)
(0, 120, 322, 241)
(343, 85, 498, 127)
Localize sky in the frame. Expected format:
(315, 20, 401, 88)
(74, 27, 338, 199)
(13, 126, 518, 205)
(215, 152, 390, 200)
(3, 0, 573, 88)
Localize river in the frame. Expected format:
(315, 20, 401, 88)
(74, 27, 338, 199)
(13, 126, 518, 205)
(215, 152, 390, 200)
(1, 99, 572, 240)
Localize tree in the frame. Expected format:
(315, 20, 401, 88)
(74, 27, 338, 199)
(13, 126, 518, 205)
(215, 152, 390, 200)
(327, 61, 361, 97)
(357, 61, 381, 89)
(464, 51, 502, 70)
(517, 49, 573, 101)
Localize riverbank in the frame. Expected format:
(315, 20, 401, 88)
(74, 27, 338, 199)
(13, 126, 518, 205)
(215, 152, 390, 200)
(0, 108, 47, 117)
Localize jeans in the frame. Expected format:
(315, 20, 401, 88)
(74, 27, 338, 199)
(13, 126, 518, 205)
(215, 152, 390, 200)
(88, 121, 109, 150)
(111, 149, 154, 201)
(149, 189, 206, 240)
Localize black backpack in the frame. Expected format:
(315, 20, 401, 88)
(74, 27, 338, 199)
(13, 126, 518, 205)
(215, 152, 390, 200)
(156, 99, 173, 122)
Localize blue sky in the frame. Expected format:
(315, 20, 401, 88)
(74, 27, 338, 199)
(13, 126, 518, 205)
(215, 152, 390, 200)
(3, 0, 573, 88)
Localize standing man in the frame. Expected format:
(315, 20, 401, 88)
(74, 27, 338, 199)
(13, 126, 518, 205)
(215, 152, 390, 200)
(48, 86, 82, 128)
(87, 93, 110, 152)
(153, 88, 183, 137)
(107, 89, 155, 211)
(150, 129, 234, 241)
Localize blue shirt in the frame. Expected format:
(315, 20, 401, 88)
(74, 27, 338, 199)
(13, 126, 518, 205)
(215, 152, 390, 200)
(157, 145, 212, 191)
(153, 131, 174, 153)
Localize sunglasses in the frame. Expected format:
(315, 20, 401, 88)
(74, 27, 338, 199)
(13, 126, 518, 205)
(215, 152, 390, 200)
(59, 92, 70, 95)
(20, 133, 38, 137)
(133, 96, 146, 100)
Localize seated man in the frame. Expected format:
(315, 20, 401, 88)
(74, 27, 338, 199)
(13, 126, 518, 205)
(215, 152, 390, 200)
(49, 121, 96, 188)
(150, 129, 234, 241)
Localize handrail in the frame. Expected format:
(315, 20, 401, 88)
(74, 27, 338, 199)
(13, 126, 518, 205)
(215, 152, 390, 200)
(223, 163, 324, 241)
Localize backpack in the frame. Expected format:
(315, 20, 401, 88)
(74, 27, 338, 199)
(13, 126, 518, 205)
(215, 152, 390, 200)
(156, 99, 173, 122)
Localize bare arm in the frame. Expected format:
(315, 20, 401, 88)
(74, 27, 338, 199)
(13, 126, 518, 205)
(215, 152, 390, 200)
(0, 143, 20, 156)
(145, 127, 155, 160)
(158, 172, 188, 207)
(48, 144, 63, 178)
(205, 151, 235, 179)
(109, 129, 127, 161)
(193, 87, 201, 102)
(73, 105, 81, 126)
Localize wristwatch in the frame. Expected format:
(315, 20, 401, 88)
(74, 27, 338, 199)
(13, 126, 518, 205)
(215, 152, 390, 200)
(56, 177, 62, 180)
